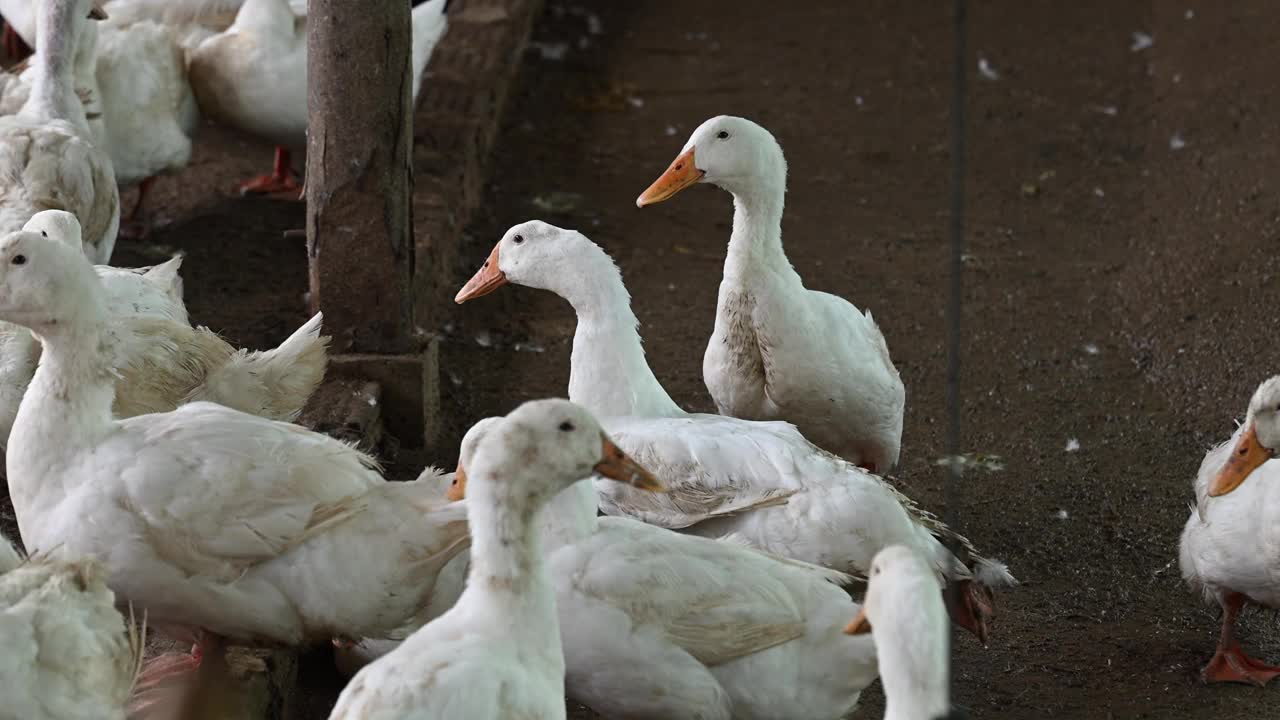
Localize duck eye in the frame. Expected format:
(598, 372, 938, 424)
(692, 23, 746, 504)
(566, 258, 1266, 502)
(558, 421, 575, 432)
(716, 131, 730, 140)
(39, 231, 46, 237)
(513, 235, 525, 245)
(12, 254, 25, 265)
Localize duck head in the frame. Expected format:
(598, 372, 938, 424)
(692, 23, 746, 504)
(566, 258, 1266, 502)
(22, 210, 83, 249)
(454, 220, 610, 304)
(452, 400, 661, 501)
(448, 416, 502, 501)
(0, 225, 100, 331)
(1209, 376, 1280, 496)
(636, 115, 786, 206)
(844, 545, 950, 718)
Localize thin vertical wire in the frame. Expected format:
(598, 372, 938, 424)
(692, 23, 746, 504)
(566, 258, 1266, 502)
(944, 0, 968, 713)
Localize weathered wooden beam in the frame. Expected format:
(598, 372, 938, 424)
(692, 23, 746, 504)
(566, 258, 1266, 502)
(305, 0, 415, 355)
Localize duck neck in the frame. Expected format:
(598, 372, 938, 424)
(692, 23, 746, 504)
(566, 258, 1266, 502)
(884, 683, 949, 720)
(562, 249, 683, 419)
(538, 479, 599, 550)
(880, 627, 950, 720)
(25, 0, 88, 127)
(8, 302, 116, 518)
(71, 21, 99, 121)
(460, 474, 560, 650)
(22, 311, 115, 442)
(722, 170, 793, 286)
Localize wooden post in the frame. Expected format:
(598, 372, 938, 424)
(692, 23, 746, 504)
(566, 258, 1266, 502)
(306, 0, 414, 353)
(306, 0, 437, 450)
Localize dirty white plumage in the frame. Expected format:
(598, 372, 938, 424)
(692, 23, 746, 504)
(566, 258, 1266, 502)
(456, 221, 1016, 643)
(0, 0, 117, 261)
(0, 1, 198, 198)
(93, 15, 199, 188)
(0, 11, 103, 141)
(0, 534, 143, 720)
(330, 400, 661, 720)
(0, 210, 330, 448)
(0, 229, 470, 660)
(444, 415, 879, 720)
(332, 464, 470, 678)
(1180, 376, 1280, 684)
(182, 0, 449, 174)
(844, 546, 950, 720)
(637, 116, 905, 472)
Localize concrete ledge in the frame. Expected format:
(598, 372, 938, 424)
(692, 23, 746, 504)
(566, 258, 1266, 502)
(412, 0, 546, 328)
(318, 342, 440, 452)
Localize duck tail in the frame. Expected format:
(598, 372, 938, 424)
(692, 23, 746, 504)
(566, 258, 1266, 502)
(192, 313, 328, 421)
(941, 542, 1017, 648)
(142, 256, 186, 307)
(911, 516, 1017, 647)
(972, 556, 1017, 588)
(240, 312, 329, 420)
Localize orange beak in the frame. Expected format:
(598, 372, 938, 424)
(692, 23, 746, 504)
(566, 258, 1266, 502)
(594, 435, 663, 492)
(842, 607, 871, 635)
(455, 244, 506, 304)
(447, 466, 465, 501)
(636, 147, 703, 207)
(1208, 423, 1274, 497)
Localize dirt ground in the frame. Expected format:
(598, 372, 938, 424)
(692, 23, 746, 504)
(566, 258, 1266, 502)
(441, 1, 1280, 718)
(4, 0, 1280, 718)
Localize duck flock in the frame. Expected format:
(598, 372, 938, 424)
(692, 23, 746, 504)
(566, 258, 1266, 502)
(0, 1, 1274, 719)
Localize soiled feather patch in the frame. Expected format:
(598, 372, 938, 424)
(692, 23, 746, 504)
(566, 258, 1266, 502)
(719, 289, 774, 398)
(571, 538, 819, 667)
(110, 317, 234, 417)
(599, 438, 798, 529)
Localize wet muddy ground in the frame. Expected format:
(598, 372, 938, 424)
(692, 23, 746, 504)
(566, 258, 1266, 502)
(4, 1, 1280, 718)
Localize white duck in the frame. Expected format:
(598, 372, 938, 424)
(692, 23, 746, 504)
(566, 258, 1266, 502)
(0, 534, 143, 720)
(843, 546, 951, 720)
(0, 228, 471, 688)
(0, 0, 116, 262)
(329, 399, 663, 720)
(456, 220, 1016, 644)
(0, 2, 193, 238)
(183, 0, 450, 195)
(445, 405, 880, 720)
(331, 463, 469, 678)
(99, 0, 302, 28)
(0, 6, 102, 136)
(1, 0, 247, 46)
(637, 116, 906, 473)
(93, 16, 200, 236)
(0, 210, 329, 448)
(1180, 376, 1280, 685)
